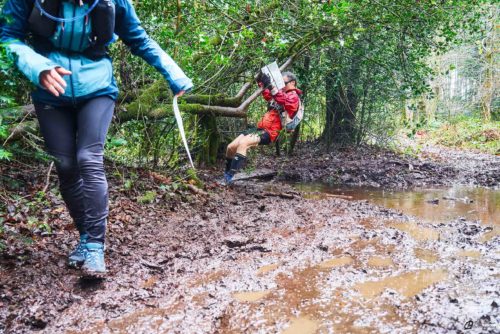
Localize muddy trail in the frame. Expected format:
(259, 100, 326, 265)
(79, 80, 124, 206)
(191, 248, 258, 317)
(0, 144, 499, 333)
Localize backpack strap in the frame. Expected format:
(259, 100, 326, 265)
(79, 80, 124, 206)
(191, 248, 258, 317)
(33, 0, 100, 23)
(86, 0, 115, 59)
(28, 0, 60, 37)
(284, 98, 304, 132)
(27, 0, 115, 60)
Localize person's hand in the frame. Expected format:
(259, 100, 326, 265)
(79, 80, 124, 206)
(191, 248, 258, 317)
(39, 67, 72, 97)
(260, 73, 271, 89)
(176, 90, 185, 98)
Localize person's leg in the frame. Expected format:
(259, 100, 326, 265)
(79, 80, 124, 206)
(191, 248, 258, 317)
(35, 103, 88, 267)
(75, 97, 114, 245)
(224, 134, 244, 175)
(75, 97, 114, 276)
(226, 134, 261, 181)
(34, 104, 86, 234)
(226, 134, 244, 159)
(235, 133, 261, 156)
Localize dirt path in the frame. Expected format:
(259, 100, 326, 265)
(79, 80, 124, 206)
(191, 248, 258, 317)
(0, 145, 498, 333)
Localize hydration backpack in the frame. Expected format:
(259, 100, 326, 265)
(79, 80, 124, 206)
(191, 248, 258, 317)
(27, 0, 115, 59)
(280, 99, 304, 132)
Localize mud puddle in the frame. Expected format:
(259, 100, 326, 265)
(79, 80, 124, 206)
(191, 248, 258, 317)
(295, 183, 500, 224)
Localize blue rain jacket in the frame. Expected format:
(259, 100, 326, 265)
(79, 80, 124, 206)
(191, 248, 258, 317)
(0, 0, 193, 106)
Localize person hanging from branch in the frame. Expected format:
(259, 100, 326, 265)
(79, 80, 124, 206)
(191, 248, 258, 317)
(223, 70, 302, 185)
(0, 0, 193, 278)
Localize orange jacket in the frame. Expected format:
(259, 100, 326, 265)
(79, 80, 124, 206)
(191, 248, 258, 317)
(257, 88, 302, 142)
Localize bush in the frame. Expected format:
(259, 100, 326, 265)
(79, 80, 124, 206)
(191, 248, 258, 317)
(422, 115, 500, 154)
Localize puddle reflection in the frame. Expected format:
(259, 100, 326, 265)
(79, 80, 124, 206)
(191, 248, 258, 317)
(233, 290, 272, 302)
(295, 184, 500, 224)
(388, 221, 440, 241)
(354, 269, 448, 299)
(281, 317, 320, 334)
(414, 248, 439, 263)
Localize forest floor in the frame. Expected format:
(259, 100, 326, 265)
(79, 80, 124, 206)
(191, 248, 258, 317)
(0, 142, 499, 334)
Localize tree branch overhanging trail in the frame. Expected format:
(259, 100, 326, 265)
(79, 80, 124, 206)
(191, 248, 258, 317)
(2, 56, 300, 141)
(118, 55, 300, 122)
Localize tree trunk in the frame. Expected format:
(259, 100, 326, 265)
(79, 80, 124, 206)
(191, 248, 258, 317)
(480, 49, 493, 121)
(196, 114, 220, 166)
(322, 72, 357, 147)
(288, 123, 300, 155)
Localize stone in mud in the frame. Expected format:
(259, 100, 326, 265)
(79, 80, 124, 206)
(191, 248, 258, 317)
(461, 224, 481, 236)
(340, 173, 353, 182)
(223, 235, 251, 248)
(317, 244, 328, 252)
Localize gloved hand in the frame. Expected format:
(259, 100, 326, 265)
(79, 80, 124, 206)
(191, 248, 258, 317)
(257, 72, 272, 89)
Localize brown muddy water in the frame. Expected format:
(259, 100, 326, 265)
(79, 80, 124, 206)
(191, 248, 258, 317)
(295, 184, 500, 225)
(211, 184, 499, 333)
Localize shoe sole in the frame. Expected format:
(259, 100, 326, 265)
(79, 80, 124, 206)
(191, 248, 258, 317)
(81, 268, 107, 279)
(68, 259, 85, 268)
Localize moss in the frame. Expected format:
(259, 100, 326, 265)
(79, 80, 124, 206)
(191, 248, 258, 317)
(125, 80, 170, 115)
(209, 35, 223, 46)
(182, 94, 241, 107)
(137, 191, 157, 204)
(119, 103, 209, 122)
(196, 114, 221, 166)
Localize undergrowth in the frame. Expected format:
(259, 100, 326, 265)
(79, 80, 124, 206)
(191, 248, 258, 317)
(407, 115, 500, 155)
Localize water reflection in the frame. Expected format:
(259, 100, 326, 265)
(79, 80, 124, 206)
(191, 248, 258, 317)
(233, 290, 272, 302)
(281, 317, 320, 334)
(354, 269, 448, 299)
(295, 184, 500, 225)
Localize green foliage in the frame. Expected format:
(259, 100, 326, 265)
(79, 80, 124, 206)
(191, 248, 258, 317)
(0, 39, 15, 159)
(0, 148, 12, 160)
(137, 190, 157, 204)
(413, 115, 500, 154)
(186, 168, 203, 188)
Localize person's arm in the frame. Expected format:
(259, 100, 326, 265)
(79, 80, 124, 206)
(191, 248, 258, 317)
(114, 0, 193, 95)
(272, 90, 299, 117)
(0, 0, 60, 88)
(261, 88, 273, 102)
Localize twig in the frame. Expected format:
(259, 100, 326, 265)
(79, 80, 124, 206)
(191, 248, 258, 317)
(263, 192, 295, 199)
(187, 184, 208, 196)
(42, 162, 54, 193)
(325, 194, 353, 200)
(140, 259, 164, 271)
(2, 111, 32, 146)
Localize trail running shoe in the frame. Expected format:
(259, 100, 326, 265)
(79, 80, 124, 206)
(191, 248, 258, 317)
(68, 234, 88, 268)
(223, 172, 234, 185)
(81, 242, 107, 279)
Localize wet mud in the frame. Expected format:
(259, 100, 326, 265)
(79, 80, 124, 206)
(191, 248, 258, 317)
(262, 143, 500, 188)
(0, 144, 499, 333)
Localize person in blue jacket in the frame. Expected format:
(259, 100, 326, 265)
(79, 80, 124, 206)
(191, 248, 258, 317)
(0, 0, 193, 278)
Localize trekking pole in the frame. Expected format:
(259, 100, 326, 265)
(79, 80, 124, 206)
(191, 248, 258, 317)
(172, 95, 195, 169)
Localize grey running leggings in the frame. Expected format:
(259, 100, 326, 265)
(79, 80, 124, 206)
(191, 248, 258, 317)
(35, 97, 114, 244)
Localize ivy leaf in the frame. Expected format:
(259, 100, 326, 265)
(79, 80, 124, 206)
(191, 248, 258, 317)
(0, 148, 12, 161)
